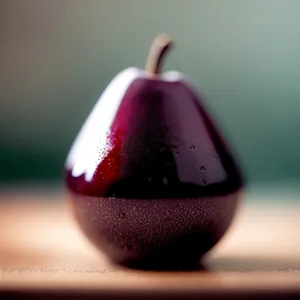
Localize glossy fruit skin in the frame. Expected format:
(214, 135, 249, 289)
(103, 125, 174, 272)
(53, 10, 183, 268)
(65, 69, 243, 268)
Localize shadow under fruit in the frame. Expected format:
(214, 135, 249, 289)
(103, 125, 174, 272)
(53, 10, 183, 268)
(65, 34, 243, 269)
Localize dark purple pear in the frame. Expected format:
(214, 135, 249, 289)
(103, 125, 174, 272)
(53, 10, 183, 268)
(65, 34, 243, 269)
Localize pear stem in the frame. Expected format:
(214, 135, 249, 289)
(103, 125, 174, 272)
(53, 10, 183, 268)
(145, 33, 173, 75)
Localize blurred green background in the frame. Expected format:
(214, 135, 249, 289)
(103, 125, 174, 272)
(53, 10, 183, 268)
(0, 0, 300, 190)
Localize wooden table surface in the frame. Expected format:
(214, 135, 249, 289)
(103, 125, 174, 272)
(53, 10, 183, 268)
(0, 189, 299, 299)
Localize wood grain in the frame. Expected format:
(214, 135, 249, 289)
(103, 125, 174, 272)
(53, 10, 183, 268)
(0, 191, 300, 299)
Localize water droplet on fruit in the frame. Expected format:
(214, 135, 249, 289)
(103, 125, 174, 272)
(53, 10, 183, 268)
(162, 177, 168, 185)
(118, 212, 126, 218)
(200, 166, 206, 172)
(202, 180, 207, 185)
(124, 244, 132, 251)
(190, 145, 195, 150)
